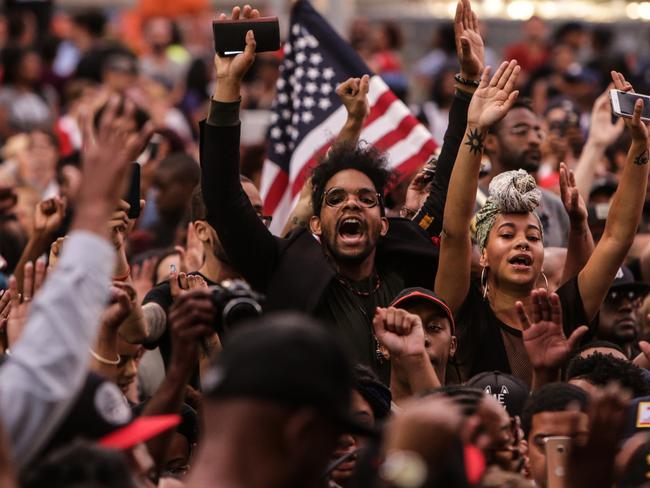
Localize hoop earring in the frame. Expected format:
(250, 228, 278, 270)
(481, 266, 489, 300)
(541, 271, 549, 291)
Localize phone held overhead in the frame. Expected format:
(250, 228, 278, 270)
(212, 16, 280, 56)
(610, 89, 650, 122)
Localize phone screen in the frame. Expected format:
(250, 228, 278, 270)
(616, 91, 650, 119)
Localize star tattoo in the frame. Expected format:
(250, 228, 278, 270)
(464, 128, 485, 156)
(634, 148, 649, 166)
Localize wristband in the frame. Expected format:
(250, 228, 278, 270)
(112, 265, 131, 282)
(90, 348, 121, 365)
(454, 73, 480, 87)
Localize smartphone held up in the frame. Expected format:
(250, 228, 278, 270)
(610, 89, 650, 122)
(212, 17, 280, 56)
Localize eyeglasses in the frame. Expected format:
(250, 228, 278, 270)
(322, 187, 381, 209)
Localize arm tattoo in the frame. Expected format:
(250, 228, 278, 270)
(142, 302, 167, 342)
(634, 148, 649, 166)
(464, 128, 485, 156)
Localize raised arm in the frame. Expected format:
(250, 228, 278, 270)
(0, 97, 152, 468)
(281, 75, 370, 236)
(435, 61, 521, 312)
(573, 89, 625, 202)
(559, 162, 594, 284)
(201, 5, 279, 292)
(578, 71, 650, 320)
(411, 0, 483, 236)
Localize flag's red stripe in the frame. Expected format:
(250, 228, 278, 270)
(264, 169, 290, 215)
(289, 142, 332, 196)
(389, 139, 438, 187)
(372, 114, 420, 152)
(365, 90, 397, 126)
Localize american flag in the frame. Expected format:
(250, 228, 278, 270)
(260, 0, 438, 234)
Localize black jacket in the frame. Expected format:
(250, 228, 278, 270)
(199, 90, 471, 313)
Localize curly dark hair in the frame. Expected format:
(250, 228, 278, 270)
(310, 142, 393, 216)
(521, 383, 588, 436)
(566, 352, 650, 398)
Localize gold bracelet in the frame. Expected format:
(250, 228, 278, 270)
(89, 348, 120, 365)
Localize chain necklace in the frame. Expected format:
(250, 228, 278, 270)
(335, 271, 382, 297)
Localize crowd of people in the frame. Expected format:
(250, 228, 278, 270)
(2, 0, 650, 486)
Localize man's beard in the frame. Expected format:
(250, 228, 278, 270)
(501, 150, 540, 173)
(322, 230, 377, 267)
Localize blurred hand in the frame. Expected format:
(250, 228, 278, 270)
(100, 282, 135, 330)
(559, 162, 588, 226)
(7, 259, 47, 347)
(33, 196, 66, 237)
(467, 61, 521, 131)
(131, 257, 156, 302)
(168, 290, 215, 373)
(588, 88, 625, 149)
(108, 200, 130, 250)
(336, 75, 370, 123)
(516, 288, 588, 371)
(454, 0, 485, 81)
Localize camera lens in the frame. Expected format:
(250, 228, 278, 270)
(222, 298, 263, 328)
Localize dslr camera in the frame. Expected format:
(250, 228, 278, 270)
(210, 279, 264, 336)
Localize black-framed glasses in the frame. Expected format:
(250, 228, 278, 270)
(322, 187, 381, 209)
(605, 289, 645, 308)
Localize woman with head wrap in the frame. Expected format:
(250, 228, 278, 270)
(435, 65, 650, 386)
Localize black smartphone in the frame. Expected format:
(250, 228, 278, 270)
(124, 163, 141, 219)
(212, 17, 280, 56)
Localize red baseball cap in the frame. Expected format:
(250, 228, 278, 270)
(99, 414, 181, 451)
(390, 287, 456, 334)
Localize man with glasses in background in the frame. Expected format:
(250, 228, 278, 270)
(479, 98, 571, 247)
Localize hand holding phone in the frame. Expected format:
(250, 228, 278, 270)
(610, 89, 650, 123)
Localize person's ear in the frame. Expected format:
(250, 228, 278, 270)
(450, 335, 458, 359)
(380, 217, 389, 237)
(309, 215, 322, 236)
(479, 248, 490, 268)
(484, 132, 499, 155)
(193, 220, 211, 244)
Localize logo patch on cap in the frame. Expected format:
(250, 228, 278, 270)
(95, 382, 132, 425)
(637, 402, 650, 428)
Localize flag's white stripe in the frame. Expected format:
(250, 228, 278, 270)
(288, 105, 347, 183)
(360, 100, 411, 145)
(260, 158, 281, 200)
(367, 76, 390, 106)
(268, 188, 300, 235)
(384, 124, 433, 169)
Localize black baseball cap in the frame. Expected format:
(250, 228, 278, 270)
(202, 312, 377, 437)
(466, 371, 530, 418)
(609, 266, 650, 297)
(390, 287, 456, 333)
(44, 372, 179, 454)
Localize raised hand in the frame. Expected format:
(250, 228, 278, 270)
(213, 5, 259, 102)
(131, 257, 156, 301)
(516, 288, 588, 371)
(76, 95, 152, 236)
(176, 222, 204, 274)
(108, 200, 130, 250)
(100, 283, 135, 331)
(588, 88, 625, 150)
(33, 197, 66, 237)
(372, 307, 427, 359)
(611, 71, 649, 145)
(168, 290, 215, 371)
(401, 162, 435, 219)
(47, 236, 66, 273)
(7, 258, 47, 347)
(454, 0, 485, 81)
(559, 162, 588, 225)
(336, 75, 370, 123)
(467, 61, 521, 131)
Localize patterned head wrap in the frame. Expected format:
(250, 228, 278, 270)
(475, 169, 543, 251)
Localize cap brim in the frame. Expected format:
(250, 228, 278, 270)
(390, 291, 455, 333)
(99, 414, 181, 450)
(610, 282, 650, 295)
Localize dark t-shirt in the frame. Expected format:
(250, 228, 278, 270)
(314, 266, 404, 384)
(448, 277, 588, 386)
(143, 272, 215, 373)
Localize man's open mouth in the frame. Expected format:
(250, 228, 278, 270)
(337, 217, 365, 244)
